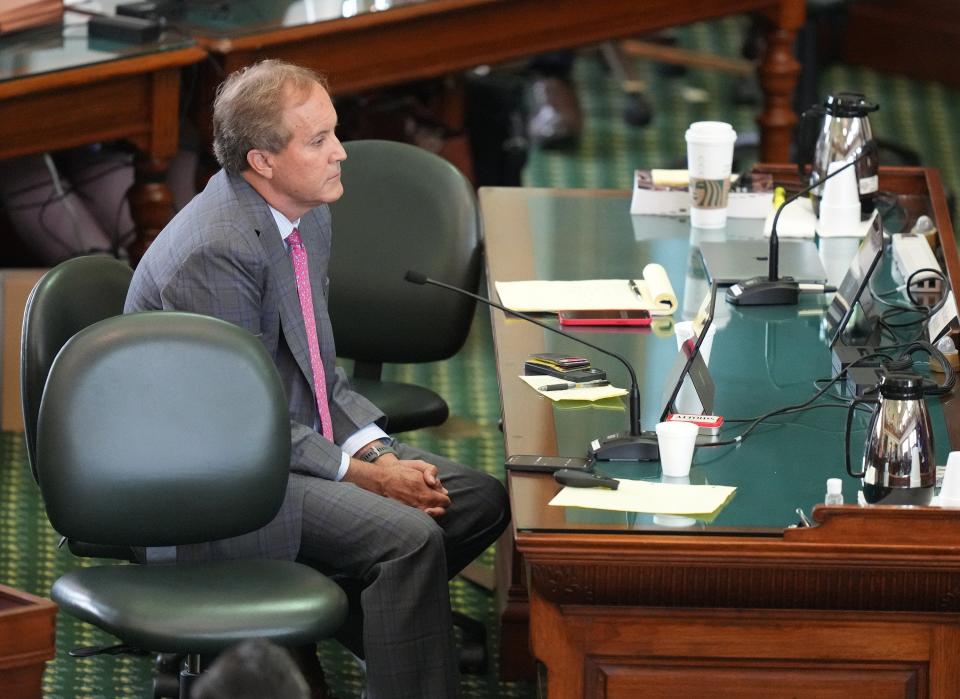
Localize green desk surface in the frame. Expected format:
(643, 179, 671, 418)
(0, 8, 196, 83)
(72, 0, 429, 37)
(481, 185, 957, 536)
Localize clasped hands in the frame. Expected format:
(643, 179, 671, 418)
(347, 453, 450, 518)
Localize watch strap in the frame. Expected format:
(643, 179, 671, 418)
(357, 442, 399, 463)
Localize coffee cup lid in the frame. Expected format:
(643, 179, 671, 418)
(685, 121, 736, 143)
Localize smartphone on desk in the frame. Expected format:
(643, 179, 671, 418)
(506, 454, 591, 473)
(524, 363, 607, 382)
(558, 310, 653, 327)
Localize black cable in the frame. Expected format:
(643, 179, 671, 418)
(897, 340, 957, 395)
(905, 267, 949, 309)
(705, 351, 892, 448)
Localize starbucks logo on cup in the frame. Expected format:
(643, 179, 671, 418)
(690, 177, 730, 210)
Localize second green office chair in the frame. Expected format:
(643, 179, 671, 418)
(328, 139, 483, 434)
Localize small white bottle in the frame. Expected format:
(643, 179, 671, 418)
(824, 478, 844, 506)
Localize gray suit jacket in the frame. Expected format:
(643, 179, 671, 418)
(126, 170, 385, 561)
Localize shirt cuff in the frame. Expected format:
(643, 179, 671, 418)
(336, 452, 350, 482)
(338, 423, 391, 481)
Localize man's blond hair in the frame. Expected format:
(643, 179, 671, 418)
(213, 60, 329, 174)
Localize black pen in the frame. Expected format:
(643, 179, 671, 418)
(541, 379, 611, 391)
(628, 279, 643, 299)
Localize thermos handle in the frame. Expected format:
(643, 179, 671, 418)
(796, 104, 825, 176)
(845, 397, 880, 478)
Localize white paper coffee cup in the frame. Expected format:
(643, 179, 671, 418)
(818, 160, 861, 236)
(685, 121, 737, 229)
(655, 420, 699, 477)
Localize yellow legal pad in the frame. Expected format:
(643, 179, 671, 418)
(519, 374, 628, 402)
(549, 479, 736, 516)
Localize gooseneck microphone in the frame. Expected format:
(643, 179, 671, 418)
(404, 271, 659, 461)
(726, 151, 866, 306)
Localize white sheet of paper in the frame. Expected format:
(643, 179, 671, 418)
(494, 264, 677, 314)
(762, 197, 816, 238)
(549, 478, 736, 515)
(519, 374, 628, 402)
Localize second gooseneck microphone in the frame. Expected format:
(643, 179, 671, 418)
(726, 152, 866, 306)
(404, 271, 660, 461)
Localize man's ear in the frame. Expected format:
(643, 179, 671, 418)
(246, 149, 273, 179)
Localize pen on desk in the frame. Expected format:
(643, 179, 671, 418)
(541, 379, 611, 391)
(628, 279, 643, 299)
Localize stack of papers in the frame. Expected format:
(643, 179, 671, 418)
(762, 198, 879, 239)
(519, 374, 628, 402)
(550, 478, 736, 516)
(0, 0, 63, 34)
(495, 263, 677, 314)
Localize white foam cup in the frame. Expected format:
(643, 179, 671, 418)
(685, 121, 737, 229)
(939, 452, 960, 507)
(818, 160, 861, 236)
(653, 475, 698, 527)
(655, 420, 699, 477)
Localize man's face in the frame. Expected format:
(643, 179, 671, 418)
(265, 82, 346, 217)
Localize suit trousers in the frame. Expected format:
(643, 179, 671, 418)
(297, 443, 510, 699)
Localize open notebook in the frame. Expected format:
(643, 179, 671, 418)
(494, 263, 677, 315)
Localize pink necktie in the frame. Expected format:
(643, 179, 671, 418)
(288, 227, 334, 439)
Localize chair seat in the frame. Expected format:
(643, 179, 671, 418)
(52, 559, 348, 655)
(351, 377, 449, 434)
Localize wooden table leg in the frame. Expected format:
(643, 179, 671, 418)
(757, 10, 804, 162)
(126, 154, 174, 265)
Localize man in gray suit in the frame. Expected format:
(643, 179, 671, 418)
(125, 59, 509, 699)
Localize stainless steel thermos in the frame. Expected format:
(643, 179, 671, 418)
(846, 372, 935, 506)
(798, 92, 879, 217)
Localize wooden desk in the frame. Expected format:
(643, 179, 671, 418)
(0, 15, 205, 261)
(169, 0, 804, 163)
(481, 167, 960, 695)
(0, 584, 56, 699)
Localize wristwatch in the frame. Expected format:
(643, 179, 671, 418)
(356, 441, 399, 463)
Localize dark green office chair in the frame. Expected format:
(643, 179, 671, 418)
(329, 140, 489, 671)
(36, 312, 348, 699)
(328, 139, 482, 433)
(21, 254, 133, 485)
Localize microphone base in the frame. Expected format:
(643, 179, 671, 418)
(589, 432, 660, 462)
(725, 277, 800, 306)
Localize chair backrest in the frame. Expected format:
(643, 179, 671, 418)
(36, 312, 291, 548)
(328, 140, 482, 365)
(20, 255, 133, 481)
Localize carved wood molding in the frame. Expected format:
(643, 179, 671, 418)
(531, 562, 960, 612)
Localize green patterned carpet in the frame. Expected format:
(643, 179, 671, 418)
(2, 16, 959, 698)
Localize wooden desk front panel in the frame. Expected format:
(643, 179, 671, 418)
(545, 606, 943, 699)
(194, 0, 804, 163)
(208, 0, 801, 94)
(523, 509, 960, 698)
(0, 585, 56, 699)
(0, 76, 155, 160)
(0, 49, 203, 162)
